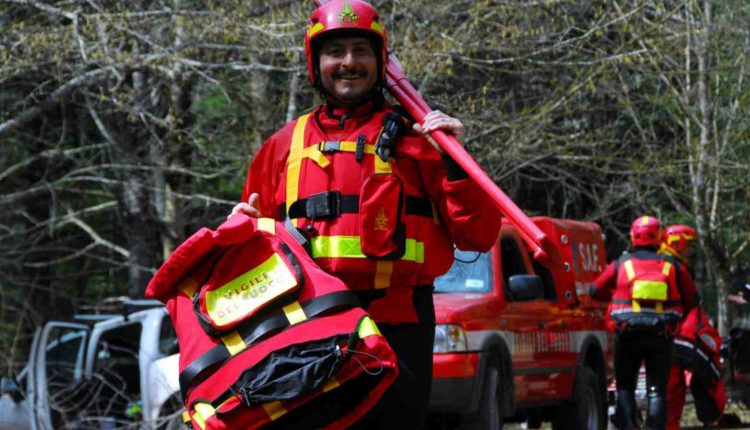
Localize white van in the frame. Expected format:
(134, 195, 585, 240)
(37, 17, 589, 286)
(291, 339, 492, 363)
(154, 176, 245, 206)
(0, 299, 181, 430)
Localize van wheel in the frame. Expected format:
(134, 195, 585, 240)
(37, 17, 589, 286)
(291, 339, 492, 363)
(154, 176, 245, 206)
(553, 367, 603, 430)
(460, 357, 504, 430)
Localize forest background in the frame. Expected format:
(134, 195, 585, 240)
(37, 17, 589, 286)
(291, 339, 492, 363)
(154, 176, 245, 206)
(1, 0, 748, 375)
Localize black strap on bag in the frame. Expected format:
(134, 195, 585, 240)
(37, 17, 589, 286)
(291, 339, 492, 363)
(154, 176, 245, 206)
(179, 291, 361, 400)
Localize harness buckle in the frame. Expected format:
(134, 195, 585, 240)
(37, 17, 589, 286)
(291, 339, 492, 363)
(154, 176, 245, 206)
(318, 141, 341, 153)
(305, 191, 340, 219)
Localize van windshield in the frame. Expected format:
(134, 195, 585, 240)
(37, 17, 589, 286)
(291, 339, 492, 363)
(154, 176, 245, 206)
(434, 249, 493, 293)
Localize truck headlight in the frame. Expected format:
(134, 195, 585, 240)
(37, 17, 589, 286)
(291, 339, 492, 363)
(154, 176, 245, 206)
(433, 324, 467, 353)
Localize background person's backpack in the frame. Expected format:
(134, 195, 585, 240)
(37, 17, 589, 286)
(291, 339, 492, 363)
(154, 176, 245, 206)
(146, 214, 397, 430)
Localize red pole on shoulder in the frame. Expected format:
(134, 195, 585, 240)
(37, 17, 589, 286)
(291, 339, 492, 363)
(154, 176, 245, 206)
(310, 0, 558, 267)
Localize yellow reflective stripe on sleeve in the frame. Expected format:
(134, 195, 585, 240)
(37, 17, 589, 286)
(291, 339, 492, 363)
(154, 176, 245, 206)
(263, 400, 288, 421)
(358, 316, 381, 338)
(258, 217, 276, 234)
(662, 261, 673, 276)
(181, 411, 191, 424)
(301, 145, 330, 168)
(192, 403, 216, 430)
(310, 236, 425, 263)
(221, 331, 247, 356)
(623, 260, 636, 281)
(286, 114, 311, 228)
(283, 301, 307, 325)
(178, 278, 198, 298)
(322, 377, 340, 393)
(374, 261, 393, 289)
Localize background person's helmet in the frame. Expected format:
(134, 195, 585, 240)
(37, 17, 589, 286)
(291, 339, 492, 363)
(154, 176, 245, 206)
(304, 0, 388, 87)
(630, 215, 661, 247)
(660, 224, 696, 261)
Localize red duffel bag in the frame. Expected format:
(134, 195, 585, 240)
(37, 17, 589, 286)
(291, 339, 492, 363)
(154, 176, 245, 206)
(146, 214, 397, 430)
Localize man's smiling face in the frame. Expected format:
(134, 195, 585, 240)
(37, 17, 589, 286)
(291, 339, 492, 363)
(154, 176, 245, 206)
(318, 36, 378, 107)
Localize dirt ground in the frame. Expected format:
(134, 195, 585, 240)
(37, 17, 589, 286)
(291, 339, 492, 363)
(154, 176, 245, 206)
(499, 400, 750, 429)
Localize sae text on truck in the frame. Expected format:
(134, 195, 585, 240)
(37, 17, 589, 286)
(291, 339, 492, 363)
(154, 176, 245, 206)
(430, 216, 613, 430)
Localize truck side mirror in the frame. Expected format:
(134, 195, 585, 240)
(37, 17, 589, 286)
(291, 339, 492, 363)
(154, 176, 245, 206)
(1, 376, 24, 402)
(508, 275, 544, 301)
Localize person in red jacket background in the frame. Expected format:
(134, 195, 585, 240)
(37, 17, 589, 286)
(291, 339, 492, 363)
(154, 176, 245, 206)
(590, 216, 698, 430)
(232, 1, 501, 428)
(661, 225, 726, 429)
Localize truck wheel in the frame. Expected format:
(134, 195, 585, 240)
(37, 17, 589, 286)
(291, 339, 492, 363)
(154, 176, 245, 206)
(552, 366, 604, 430)
(460, 358, 504, 430)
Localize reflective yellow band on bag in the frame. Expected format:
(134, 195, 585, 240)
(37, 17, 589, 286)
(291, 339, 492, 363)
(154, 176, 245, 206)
(662, 261, 672, 276)
(263, 400, 288, 421)
(623, 260, 636, 281)
(311, 236, 425, 263)
(258, 217, 276, 234)
(179, 278, 198, 298)
(283, 301, 307, 325)
(221, 331, 247, 356)
(358, 316, 381, 338)
(632, 280, 668, 301)
(286, 114, 311, 228)
(322, 377, 340, 393)
(205, 253, 298, 327)
(375, 261, 393, 289)
(192, 403, 216, 430)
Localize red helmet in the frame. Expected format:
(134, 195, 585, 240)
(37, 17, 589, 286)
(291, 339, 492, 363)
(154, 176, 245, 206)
(304, 0, 388, 87)
(630, 215, 661, 247)
(661, 224, 696, 260)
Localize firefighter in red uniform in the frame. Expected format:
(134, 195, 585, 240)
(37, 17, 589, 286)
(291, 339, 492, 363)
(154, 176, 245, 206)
(662, 225, 726, 429)
(590, 216, 698, 430)
(231, 0, 501, 428)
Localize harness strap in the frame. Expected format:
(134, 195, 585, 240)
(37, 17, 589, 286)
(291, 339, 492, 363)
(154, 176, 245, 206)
(196, 315, 383, 422)
(278, 193, 434, 220)
(179, 291, 360, 400)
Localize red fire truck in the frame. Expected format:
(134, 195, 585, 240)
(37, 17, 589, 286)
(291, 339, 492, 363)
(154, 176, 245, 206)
(430, 216, 613, 430)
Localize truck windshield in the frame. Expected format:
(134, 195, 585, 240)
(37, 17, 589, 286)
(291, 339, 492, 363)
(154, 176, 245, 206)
(434, 249, 493, 293)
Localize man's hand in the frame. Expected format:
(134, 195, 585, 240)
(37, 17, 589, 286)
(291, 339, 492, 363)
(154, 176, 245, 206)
(229, 192, 261, 218)
(413, 110, 466, 153)
(728, 293, 748, 306)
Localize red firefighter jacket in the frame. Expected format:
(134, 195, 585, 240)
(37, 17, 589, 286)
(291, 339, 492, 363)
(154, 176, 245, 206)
(591, 249, 698, 329)
(242, 101, 501, 323)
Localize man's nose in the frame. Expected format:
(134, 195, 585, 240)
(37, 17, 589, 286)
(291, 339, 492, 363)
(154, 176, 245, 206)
(341, 51, 356, 67)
